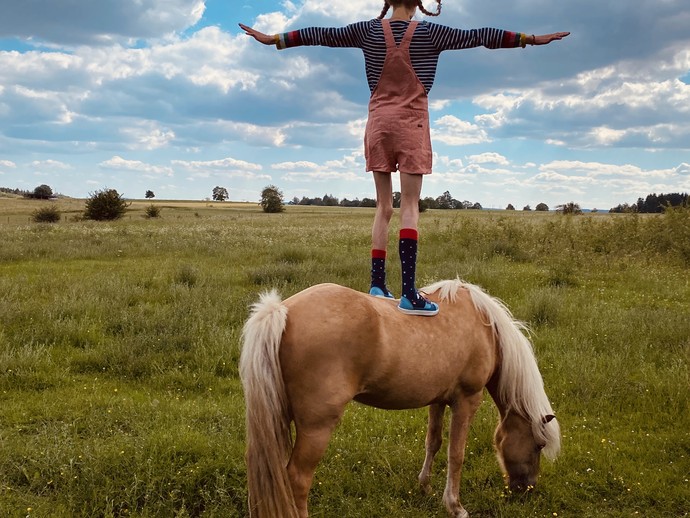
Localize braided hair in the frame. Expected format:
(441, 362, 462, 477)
(378, 0, 442, 19)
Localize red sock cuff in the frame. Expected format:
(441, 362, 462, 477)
(371, 249, 387, 259)
(400, 228, 418, 241)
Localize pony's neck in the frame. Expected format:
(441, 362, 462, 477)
(485, 370, 511, 419)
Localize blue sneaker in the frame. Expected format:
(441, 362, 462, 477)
(369, 286, 396, 299)
(398, 295, 439, 316)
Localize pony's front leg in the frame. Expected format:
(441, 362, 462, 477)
(418, 403, 445, 494)
(443, 394, 483, 518)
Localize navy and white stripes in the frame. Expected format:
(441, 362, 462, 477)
(281, 19, 513, 94)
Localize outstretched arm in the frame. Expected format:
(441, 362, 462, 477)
(239, 22, 370, 50)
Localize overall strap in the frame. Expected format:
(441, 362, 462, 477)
(382, 20, 418, 50)
(381, 19, 396, 49)
(399, 21, 418, 50)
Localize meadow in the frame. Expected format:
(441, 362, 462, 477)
(0, 197, 688, 517)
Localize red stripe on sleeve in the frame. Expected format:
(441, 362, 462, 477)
(502, 31, 518, 48)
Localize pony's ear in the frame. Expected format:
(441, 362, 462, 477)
(542, 414, 556, 424)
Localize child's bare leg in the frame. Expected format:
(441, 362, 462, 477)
(400, 173, 422, 230)
(372, 172, 393, 249)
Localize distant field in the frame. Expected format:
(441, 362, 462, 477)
(0, 197, 261, 225)
(0, 199, 688, 517)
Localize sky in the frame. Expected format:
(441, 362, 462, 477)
(1, 0, 689, 209)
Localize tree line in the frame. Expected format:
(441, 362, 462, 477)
(1, 185, 56, 199)
(289, 191, 492, 211)
(609, 192, 689, 213)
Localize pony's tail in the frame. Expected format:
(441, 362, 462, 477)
(463, 283, 561, 460)
(239, 290, 299, 518)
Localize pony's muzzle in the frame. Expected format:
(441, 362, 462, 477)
(509, 477, 537, 493)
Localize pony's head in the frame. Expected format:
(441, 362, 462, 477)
(494, 411, 558, 492)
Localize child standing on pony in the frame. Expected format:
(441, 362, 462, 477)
(240, 1, 569, 316)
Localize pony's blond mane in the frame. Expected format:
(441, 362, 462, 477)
(422, 279, 561, 459)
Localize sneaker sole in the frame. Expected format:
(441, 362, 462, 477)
(372, 294, 397, 300)
(397, 306, 439, 316)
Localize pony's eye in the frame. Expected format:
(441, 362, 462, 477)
(536, 444, 546, 452)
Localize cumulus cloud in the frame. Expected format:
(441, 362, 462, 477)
(0, 159, 17, 169)
(0, 0, 205, 45)
(100, 156, 173, 176)
(172, 157, 270, 180)
(30, 160, 71, 170)
(272, 161, 320, 170)
(431, 115, 490, 146)
(468, 152, 510, 166)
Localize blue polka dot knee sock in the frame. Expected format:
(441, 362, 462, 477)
(399, 228, 424, 307)
(371, 249, 388, 291)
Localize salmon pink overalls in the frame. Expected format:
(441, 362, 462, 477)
(364, 20, 432, 175)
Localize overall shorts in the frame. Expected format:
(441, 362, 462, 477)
(364, 20, 432, 175)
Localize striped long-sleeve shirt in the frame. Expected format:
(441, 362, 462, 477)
(277, 19, 523, 94)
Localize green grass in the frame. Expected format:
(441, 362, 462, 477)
(0, 201, 688, 517)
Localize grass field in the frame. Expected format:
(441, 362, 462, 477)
(1, 198, 688, 517)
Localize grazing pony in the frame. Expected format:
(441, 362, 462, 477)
(240, 279, 560, 518)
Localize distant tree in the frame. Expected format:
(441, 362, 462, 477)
(419, 198, 429, 213)
(506, 204, 515, 211)
(557, 202, 583, 215)
(609, 202, 636, 213)
(471, 202, 483, 210)
(84, 188, 130, 221)
(290, 196, 300, 205)
(461, 200, 474, 210)
(393, 191, 402, 208)
(212, 186, 229, 202)
(523, 205, 532, 211)
(591, 208, 598, 213)
(32, 184, 53, 199)
(436, 191, 454, 209)
(360, 198, 377, 208)
(322, 193, 339, 206)
(260, 185, 285, 213)
(423, 196, 439, 209)
(535, 202, 550, 212)
(145, 190, 155, 199)
(339, 198, 361, 207)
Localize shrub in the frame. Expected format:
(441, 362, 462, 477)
(175, 265, 199, 287)
(32, 205, 61, 223)
(260, 185, 285, 213)
(557, 202, 583, 215)
(84, 188, 130, 221)
(145, 204, 161, 218)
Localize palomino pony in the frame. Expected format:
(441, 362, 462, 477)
(240, 279, 560, 518)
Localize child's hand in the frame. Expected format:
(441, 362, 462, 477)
(239, 23, 277, 45)
(533, 32, 570, 45)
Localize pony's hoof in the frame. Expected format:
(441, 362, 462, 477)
(446, 504, 468, 518)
